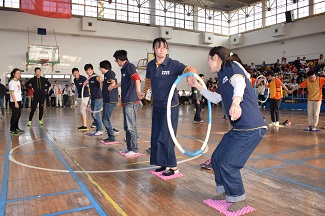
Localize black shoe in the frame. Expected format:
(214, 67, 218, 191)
(77, 126, 89, 130)
(10, 131, 20, 135)
(146, 147, 151, 154)
(155, 167, 167, 172)
(16, 128, 25, 134)
(162, 168, 179, 176)
(91, 123, 96, 128)
(113, 128, 120, 134)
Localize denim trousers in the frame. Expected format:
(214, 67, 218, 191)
(150, 105, 179, 167)
(102, 103, 117, 140)
(91, 99, 103, 131)
(0, 98, 4, 115)
(211, 128, 266, 202)
(123, 103, 139, 152)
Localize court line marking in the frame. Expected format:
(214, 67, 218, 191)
(39, 127, 107, 215)
(43, 205, 94, 216)
(5, 189, 82, 203)
(0, 132, 11, 215)
(47, 131, 127, 216)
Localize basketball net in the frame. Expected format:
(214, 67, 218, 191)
(40, 58, 49, 66)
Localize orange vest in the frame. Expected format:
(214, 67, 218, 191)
(269, 78, 282, 100)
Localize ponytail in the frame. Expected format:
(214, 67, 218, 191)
(208, 46, 243, 69)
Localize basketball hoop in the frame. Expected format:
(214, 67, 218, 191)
(40, 58, 49, 65)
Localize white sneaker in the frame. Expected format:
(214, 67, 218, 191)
(268, 122, 275, 126)
(274, 122, 279, 127)
(94, 131, 103, 136)
(119, 148, 129, 153)
(124, 151, 138, 156)
(311, 127, 317, 131)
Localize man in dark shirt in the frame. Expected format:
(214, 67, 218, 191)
(99, 60, 119, 144)
(72, 67, 90, 130)
(25, 67, 51, 126)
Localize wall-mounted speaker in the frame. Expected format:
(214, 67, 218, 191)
(81, 17, 97, 32)
(231, 34, 242, 45)
(285, 10, 295, 23)
(159, 27, 173, 39)
(202, 32, 214, 44)
(271, 24, 285, 37)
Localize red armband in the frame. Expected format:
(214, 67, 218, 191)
(131, 73, 141, 82)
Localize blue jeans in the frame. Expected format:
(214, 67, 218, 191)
(91, 99, 103, 132)
(102, 103, 117, 140)
(0, 97, 4, 115)
(123, 103, 139, 152)
(22, 94, 27, 108)
(211, 128, 266, 202)
(150, 105, 179, 167)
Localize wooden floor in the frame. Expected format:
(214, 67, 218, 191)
(0, 103, 325, 216)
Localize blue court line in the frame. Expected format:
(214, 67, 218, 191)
(43, 205, 94, 216)
(5, 189, 82, 203)
(0, 132, 11, 216)
(11, 149, 53, 155)
(260, 154, 325, 171)
(39, 128, 107, 216)
(0, 133, 11, 216)
(246, 166, 325, 193)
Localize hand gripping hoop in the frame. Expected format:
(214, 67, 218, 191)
(167, 72, 212, 157)
(81, 75, 103, 113)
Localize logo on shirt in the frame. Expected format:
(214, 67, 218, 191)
(122, 73, 126, 77)
(162, 71, 170, 75)
(222, 76, 228, 84)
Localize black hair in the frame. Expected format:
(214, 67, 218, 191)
(99, 60, 112, 71)
(152, 37, 169, 50)
(34, 67, 41, 72)
(199, 74, 204, 78)
(266, 71, 275, 77)
(113, 50, 128, 61)
(10, 68, 20, 79)
(208, 46, 243, 69)
(307, 71, 315, 77)
(84, 64, 93, 71)
(72, 67, 79, 74)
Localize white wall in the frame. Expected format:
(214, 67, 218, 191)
(0, 10, 228, 90)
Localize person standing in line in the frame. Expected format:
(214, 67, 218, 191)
(44, 80, 50, 108)
(26, 84, 34, 108)
(138, 37, 197, 176)
(54, 80, 63, 107)
(68, 83, 75, 107)
(25, 67, 51, 126)
(85, 63, 104, 136)
(0, 79, 6, 119)
(62, 84, 70, 107)
(265, 71, 288, 127)
(20, 80, 27, 108)
(111, 50, 141, 157)
(187, 46, 266, 212)
(5, 84, 10, 109)
(9, 68, 24, 135)
(99, 60, 119, 143)
(289, 71, 325, 131)
(72, 68, 90, 130)
(192, 74, 205, 123)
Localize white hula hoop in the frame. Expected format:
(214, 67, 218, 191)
(167, 72, 212, 157)
(81, 74, 103, 114)
(254, 75, 269, 104)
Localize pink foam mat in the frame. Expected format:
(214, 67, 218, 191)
(100, 140, 119, 145)
(119, 151, 143, 158)
(203, 199, 255, 216)
(150, 170, 184, 180)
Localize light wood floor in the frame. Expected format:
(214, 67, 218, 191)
(0, 103, 324, 216)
